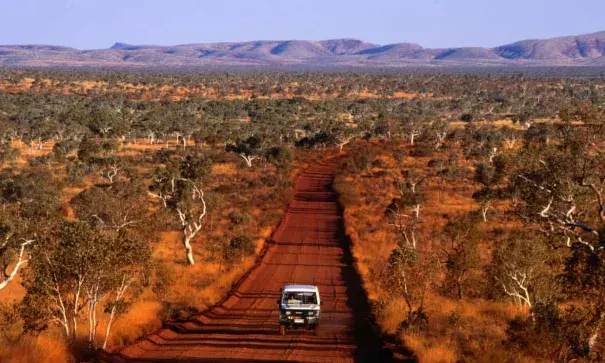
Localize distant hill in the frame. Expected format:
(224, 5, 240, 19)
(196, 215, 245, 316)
(494, 31, 605, 60)
(2, 31, 605, 69)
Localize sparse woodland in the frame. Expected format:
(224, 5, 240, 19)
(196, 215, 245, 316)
(335, 109, 604, 361)
(0, 69, 604, 362)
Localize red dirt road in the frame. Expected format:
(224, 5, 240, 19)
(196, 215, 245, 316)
(114, 156, 388, 362)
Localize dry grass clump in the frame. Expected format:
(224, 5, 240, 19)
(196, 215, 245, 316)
(404, 335, 458, 363)
(414, 297, 527, 362)
(107, 301, 163, 349)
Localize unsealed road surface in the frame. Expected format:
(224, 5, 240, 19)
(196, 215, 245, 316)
(114, 156, 388, 362)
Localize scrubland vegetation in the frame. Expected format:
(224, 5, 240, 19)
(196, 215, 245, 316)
(335, 107, 604, 361)
(0, 69, 603, 362)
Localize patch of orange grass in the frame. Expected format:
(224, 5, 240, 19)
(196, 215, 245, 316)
(108, 300, 163, 349)
(152, 232, 223, 309)
(148, 211, 279, 314)
(404, 335, 458, 363)
(0, 334, 72, 363)
(212, 163, 238, 176)
(61, 187, 85, 206)
(419, 295, 528, 361)
(396, 296, 531, 363)
(0, 273, 25, 303)
(255, 227, 272, 253)
(379, 299, 409, 334)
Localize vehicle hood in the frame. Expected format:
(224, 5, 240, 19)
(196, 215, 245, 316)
(280, 303, 320, 311)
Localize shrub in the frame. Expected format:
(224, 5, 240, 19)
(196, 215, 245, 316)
(506, 303, 595, 361)
(228, 211, 251, 226)
(0, 144, 20, 162)
(65, 161, 89, 184)
(159, 302, 200, 322)
(52, 139, 78, 161)
(28, 154, 53, 167)
(260, 174, 278, 187)
(77, 138, 102, 162)
(460, 113, 474, 123)
(224, 235, 256, 263)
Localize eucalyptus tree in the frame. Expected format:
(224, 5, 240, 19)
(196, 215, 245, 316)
(71, 180, 148, 232)
(487, 232, 554, 310)
(372, 114, 399, 140)
(500, 125, 524, 150)
(428, 119, 451, 150)
(472, 156, 507, 222)
(439, 216, 480, 299)
(459, 124, 504, 162)
(332, 124, 358, 152)
(56, 104, 89, 141)
(401, 117, 426, 146)
(387, 241, 439, 333)
(98, 156, 125, 184)
(0, 214, 33, 290)
(0, 171, 61, 290)
(523, 122, 557, 146)
(21, 222, 150, 348)
(385, 172, 427, 249)
(226, 135, 264, 168)
(88, 106, 130, 139)
(510, 105, 604, 252)
(149, 153, 212, 265)
(266, 145, 293, 179)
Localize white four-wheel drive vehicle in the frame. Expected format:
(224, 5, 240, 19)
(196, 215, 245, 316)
(277, 285, 321, 336)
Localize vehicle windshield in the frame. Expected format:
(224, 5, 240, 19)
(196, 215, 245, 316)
(282, 291, 317, 305)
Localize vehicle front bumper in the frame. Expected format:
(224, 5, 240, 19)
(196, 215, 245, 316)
(279, 313, 320, 326)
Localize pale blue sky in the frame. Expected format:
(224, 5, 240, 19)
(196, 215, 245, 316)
(1, 0, 604, 49)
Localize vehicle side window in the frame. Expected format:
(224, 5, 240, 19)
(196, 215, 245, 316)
(308, 294, 317, 304)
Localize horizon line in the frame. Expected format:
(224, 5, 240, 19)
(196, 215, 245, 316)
(2, 29, 604, 51)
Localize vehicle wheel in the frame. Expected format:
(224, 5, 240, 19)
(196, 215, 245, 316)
(314, 324, 320, 336)
(279, 324, 286, 336)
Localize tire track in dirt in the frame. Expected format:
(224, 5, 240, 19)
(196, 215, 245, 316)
(110, 155, 394, 362)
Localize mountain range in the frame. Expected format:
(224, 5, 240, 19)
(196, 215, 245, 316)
(2, 31, 605, 69)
